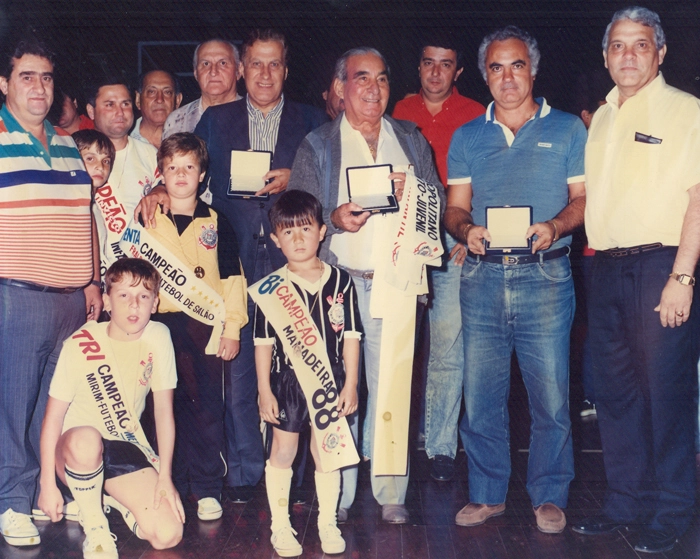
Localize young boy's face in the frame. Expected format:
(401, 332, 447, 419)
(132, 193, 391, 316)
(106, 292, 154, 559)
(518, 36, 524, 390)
(161, 152, 205, 202)
(270, 219, 327, 266)
(80, 144, 112, 189)
(103, 274, 159, 341)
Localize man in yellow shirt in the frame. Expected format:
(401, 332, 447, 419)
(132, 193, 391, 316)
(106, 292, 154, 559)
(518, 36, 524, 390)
(572, 7, 700, 554)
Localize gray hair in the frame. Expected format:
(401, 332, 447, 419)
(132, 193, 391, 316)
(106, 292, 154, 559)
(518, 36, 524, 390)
(192, 39, 240, 71)
(602, 6, 666, 51)
(334, 47, 390, 82)
(477, 26, 540, 82)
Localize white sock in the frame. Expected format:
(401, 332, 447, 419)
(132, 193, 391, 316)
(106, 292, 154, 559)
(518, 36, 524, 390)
(104, 495, 140, 538)
(64, 463, 109, 530)
(314, 470, 340, 527)
(265, 460, 293, 533)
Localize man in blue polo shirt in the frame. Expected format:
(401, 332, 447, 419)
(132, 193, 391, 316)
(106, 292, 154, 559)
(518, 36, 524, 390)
(444, 26, 586, 534)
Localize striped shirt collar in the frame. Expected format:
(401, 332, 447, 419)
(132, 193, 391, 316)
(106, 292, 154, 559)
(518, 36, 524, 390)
(246, 94, 285, 153)
(0, 103, 55, 139)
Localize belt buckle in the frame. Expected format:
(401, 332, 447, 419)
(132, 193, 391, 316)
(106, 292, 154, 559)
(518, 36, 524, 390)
(502, 255, 519, 265)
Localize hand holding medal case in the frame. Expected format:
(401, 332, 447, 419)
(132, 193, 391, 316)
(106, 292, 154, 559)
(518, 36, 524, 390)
(485, 206, 532, 254)
(346, 163, 399, 214)
(227, 149, 272, 199)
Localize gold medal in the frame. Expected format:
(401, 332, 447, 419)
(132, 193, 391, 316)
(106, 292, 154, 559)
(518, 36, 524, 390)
(194, 266, 205, 278)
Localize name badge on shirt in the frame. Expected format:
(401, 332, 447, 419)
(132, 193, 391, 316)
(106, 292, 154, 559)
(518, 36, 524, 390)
(635, 132, 662, 144)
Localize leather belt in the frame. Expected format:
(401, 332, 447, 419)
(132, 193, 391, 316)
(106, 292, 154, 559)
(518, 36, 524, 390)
(467, 246, 570, 265)
(0, 277, 81, 294)
(339, 267, 374, 280)
(601, 243, 664, 258)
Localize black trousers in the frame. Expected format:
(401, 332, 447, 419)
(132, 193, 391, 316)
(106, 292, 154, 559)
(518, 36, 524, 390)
(588, 247, 698, 535)
(154, 312, 226, 500)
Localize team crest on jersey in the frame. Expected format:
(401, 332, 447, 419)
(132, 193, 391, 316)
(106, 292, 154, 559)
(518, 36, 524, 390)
(321, 426, 348, 453)
(326, 293, 345, 332)
(279, 409, 288, 422)
(198, 224, 218, 250)
(138, 353, 154, 386)
(139, 177, 155, 197)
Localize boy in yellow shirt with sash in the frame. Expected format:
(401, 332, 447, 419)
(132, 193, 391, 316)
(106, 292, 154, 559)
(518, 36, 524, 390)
(250, 191, 361, 556)
(38, 258, 184, 559)
(119, 132, 248, 521)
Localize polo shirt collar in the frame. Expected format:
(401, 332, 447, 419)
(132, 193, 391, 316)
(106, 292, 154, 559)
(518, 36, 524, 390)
(165, 199, 212, 222)
(485, 97, 550, 122)
(417, 86, 462, 109)
(1, 103, 55, 138)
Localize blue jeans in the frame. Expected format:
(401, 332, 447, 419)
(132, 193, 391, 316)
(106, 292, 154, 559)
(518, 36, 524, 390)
(223, 244, 269, 488)
(589, 248, 697, 535)
(0, 285, 85, 514)
(459, 254, 574, 507)
(425, 232, 464, 459)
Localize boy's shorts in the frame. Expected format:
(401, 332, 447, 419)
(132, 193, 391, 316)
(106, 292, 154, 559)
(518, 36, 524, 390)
(270, 362, 345, 433)
(58, 439, 154, 495)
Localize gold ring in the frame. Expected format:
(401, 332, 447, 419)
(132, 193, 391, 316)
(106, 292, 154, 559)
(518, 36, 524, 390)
(676, 311, 684, 317)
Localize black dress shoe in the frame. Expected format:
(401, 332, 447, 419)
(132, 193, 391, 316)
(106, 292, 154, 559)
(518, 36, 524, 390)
(430, 455, 455, 482)
(226, 485, 255, 504)
(571, 515, 626, 535)
(634, 529, 677, 554)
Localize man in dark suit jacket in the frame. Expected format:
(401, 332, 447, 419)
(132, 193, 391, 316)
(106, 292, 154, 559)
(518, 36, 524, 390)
(193, 29, 326, 502)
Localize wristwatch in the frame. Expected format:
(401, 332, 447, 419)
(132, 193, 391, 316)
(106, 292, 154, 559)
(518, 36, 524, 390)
(669, 272, 696, 286)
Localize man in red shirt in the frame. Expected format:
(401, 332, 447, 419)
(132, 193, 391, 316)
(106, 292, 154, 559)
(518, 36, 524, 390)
(393, 37, 484, 482)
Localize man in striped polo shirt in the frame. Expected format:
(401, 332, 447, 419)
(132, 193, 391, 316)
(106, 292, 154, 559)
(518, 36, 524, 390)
(0, 38, 100, 547)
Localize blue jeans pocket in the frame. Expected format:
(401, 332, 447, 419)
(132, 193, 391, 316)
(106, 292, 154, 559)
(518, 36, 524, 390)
(537, 256, 572, 282)
(461, 257, 482, 280)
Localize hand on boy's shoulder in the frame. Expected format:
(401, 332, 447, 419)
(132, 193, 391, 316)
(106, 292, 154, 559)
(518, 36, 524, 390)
(135, 185, 170, 228)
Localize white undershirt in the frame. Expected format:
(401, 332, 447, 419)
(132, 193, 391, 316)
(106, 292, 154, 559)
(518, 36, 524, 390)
(330, 115, 409, 270)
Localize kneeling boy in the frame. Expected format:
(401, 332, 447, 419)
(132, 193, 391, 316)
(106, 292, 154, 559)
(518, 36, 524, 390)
(38, 258, 184, 559)
(253, 191, 361, 556)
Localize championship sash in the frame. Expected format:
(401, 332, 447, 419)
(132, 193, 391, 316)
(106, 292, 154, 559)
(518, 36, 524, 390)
(69, 322, 160, 471)
(249, 269, 360, 473)
(119, 220, 226, 354)
(94, 182, 131, 278)
(370, 172, 443, 475)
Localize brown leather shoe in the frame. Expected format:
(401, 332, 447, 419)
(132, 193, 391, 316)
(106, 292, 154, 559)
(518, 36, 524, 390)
(534, 503, 566, 533)
(455, 502, 505, 526)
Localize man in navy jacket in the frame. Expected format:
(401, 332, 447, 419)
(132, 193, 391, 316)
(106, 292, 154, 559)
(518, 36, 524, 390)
(139, 28, 326, 503)
(194, 29, 325, 503)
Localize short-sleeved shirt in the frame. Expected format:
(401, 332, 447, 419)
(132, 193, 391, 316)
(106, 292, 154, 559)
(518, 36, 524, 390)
(50, 321, 177, 437)
(0, 104, 93, 287)
(254, 265, 361, 374)
(393, 87, 485, 186)
(585, 73, 700, 250)
(447, 98, 586, 249)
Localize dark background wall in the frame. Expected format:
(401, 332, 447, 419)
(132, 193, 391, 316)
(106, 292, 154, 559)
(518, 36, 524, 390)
(2, 0, 699, 116)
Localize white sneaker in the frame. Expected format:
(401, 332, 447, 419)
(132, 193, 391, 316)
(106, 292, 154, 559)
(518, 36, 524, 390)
(197, 497, 223, 521)
(32, 499, 81, 522)
(82, 524, 117, 559)
(270, 525, 303, 557)
(319, 523, 346, 554)
(0, 509, 40, 546)
(102, 495, 138, 535)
